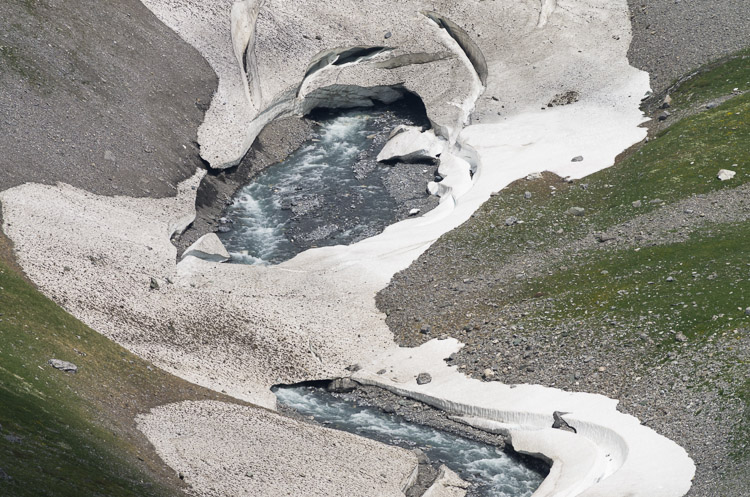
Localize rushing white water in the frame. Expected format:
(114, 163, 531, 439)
(274, 385, 545, 497)
(218, 105, 435, 265)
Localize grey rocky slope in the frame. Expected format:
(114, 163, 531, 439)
(627, 0, 750, 95)
(0, 0, 215, 198)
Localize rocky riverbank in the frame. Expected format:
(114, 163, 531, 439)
(378, 86, 750, 496)
(200, 98, 440, 264)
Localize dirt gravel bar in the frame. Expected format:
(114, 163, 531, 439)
(137, 400, 418, 497)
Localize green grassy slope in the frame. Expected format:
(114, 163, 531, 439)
(0, 238, 240, 496)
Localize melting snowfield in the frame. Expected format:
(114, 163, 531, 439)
(0, 1, 696, 496)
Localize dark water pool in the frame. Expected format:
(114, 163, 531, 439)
(217, 103, 437, 265)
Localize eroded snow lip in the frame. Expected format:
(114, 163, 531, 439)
(352, 338, 694, 497)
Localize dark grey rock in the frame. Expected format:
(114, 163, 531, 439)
(149, 277, 160, 290)
(571, 156, 584, 162)
(416, 372, 432, 385)
(412, 448, 430, 465)
(552, 411, 577, 433)
(48, 359, 78, 373)
(548, 91, 580, 107)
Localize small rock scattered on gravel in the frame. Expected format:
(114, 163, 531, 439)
(566, 207, 585, 216)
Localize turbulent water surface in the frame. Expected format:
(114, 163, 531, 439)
(218, 103, 436, 264)
(274, 386, 545, 497)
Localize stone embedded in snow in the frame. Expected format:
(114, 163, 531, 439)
(416, 372, 432, 385)
(182, 233, 231, 262)
(377, 128, 445, 163)
(717, 169, 736, 181)
(408, 208, 421, 216)
(552, 411, 577, 433)
(571, 155, 584, 162)
(48, 359, 78, 373)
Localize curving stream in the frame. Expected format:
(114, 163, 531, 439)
(225, 101, 545, 496)
(275, 385, 546, 497)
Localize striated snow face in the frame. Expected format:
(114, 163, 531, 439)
(1, 1, 696, 497)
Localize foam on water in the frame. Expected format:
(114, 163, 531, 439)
(274, 385, 545, 497)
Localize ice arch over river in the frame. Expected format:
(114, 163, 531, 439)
(0, 1, 695, 496)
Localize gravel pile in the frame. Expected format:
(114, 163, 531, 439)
(626, 0, 750, 95)
(0, 0, 214, 198)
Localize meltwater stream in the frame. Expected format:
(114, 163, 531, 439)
(274, 386, 545, 497)
(218, 103, 437, 265)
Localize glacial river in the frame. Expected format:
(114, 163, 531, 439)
(218, 104, 436, 264)
(275, 385, 545, 497)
